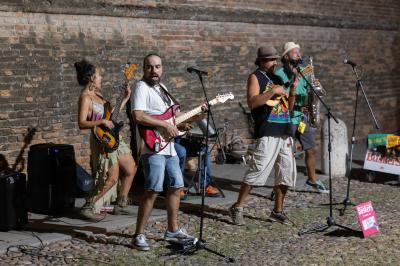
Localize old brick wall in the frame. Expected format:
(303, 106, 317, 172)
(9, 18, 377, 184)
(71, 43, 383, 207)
(0, 1, 399, 172)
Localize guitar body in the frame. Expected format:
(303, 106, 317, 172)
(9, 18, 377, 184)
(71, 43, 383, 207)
(93, 103, 123, 153)
(138, 104, 184, 152)
(266, 95, 289, 108)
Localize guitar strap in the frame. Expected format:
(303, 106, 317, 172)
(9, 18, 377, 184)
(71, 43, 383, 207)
(158, 83, 181, 106)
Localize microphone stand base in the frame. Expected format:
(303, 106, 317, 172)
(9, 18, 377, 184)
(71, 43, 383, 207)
(298, 216, 361, 236)
(339, 197, 356, 216)
(171, 238, 235, 263)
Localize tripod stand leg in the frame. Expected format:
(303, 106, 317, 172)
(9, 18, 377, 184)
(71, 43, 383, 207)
(202, 246, 235, 262)
(334, 223, 359, 233)
(298, 223, 330, 236)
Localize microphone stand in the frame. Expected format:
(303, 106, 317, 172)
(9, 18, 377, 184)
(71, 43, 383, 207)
(178, 71, 234, 262)
(339, 64, 380, 216)
(297, 67, 359, 236)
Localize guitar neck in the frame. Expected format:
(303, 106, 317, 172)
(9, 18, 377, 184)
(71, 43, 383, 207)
(110, 82, 129, 122)
(173, 93, 233, 125)
(110, 99, 122, 122)
(175, 105, 205, 125)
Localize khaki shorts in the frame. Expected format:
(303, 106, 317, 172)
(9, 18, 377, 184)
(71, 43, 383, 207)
(244, 136, 296, 187)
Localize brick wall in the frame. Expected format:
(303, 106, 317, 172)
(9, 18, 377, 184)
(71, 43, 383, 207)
(0, 1, 399, 172)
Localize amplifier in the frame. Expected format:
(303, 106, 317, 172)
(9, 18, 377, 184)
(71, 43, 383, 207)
(27, 143, 76, 214)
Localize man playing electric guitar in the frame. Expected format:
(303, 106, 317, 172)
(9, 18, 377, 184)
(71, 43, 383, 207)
(130, 53, 206, 251)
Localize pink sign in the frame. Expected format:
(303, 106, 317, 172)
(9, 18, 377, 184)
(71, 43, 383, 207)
(356, 201, 379, 238)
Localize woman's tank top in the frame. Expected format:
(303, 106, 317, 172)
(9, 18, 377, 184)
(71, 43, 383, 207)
(90, 100, 104, 121)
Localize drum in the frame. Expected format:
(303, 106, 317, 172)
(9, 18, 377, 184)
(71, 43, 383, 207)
(176, 129, 204, 157)
(196, 118, 216, 137)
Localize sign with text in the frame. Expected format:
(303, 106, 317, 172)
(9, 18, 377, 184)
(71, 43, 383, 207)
(363, 150, 400, 175)
(356, 201, 379, 238)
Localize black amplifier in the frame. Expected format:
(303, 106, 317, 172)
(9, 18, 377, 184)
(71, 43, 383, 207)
(27, 143, 76, 214)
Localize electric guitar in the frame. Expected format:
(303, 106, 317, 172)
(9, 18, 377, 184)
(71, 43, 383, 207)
(93, 63, 137, 153)
(139, 92, 235, 152)
(266, 64, 314, 107)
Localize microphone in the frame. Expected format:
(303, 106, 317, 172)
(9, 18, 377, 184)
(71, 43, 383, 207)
(343, 59, 357, 67)
(187, 67, 208, 75)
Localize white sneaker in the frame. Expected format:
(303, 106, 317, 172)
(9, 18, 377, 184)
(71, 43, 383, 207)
(164, 228, 195, 241)
(131, 234, 150, 251)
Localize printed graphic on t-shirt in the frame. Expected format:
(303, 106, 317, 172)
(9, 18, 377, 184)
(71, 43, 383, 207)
(263, 82, 290, 124)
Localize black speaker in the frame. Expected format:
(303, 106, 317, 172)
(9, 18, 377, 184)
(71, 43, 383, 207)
(27, 143, 76, 214)
(0, 170, 28, 231)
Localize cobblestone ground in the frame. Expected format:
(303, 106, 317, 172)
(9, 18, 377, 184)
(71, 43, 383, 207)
(1, 176, 399, 265)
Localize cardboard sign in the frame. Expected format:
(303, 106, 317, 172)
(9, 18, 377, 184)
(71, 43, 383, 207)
(363, 150, 400, 175)
(356, 201, 379, 238)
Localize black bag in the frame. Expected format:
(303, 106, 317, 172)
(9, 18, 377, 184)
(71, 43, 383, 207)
(0, 170, 28, 231)
(75, 163, 93, 198)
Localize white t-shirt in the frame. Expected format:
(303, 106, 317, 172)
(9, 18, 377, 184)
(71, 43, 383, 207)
(131, 80, 176, 156)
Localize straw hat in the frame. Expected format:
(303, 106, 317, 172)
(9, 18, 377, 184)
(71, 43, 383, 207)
(282, 42, 300, 56)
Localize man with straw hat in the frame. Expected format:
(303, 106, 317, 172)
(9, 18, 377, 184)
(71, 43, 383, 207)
(275, 41, 329, 194)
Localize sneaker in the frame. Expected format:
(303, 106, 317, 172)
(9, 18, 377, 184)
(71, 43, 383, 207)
(164, 228, 195, 242)
(305, 179, 329, 194)
(229, 205, 245, 226)
(269, 210, 290, 225)
(205, 185, 221, 197)
(114, 196, 136, 215)
(131, 234, 150, 251)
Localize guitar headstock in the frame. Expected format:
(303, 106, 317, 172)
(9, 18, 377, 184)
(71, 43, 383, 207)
(123, 62, 138, 81)
(212, 92, 235, 104)
(114, 63, 138, 100)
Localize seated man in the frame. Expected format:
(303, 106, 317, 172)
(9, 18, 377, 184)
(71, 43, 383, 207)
(175, 136, 220, 197)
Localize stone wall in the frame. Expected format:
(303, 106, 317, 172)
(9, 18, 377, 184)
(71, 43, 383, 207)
(0, 1, 399, 171)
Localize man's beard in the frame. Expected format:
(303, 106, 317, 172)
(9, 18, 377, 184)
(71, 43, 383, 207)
(144, 75, 160, 86)
(265, 65, 276, 75)
(283, 61, 295, 79)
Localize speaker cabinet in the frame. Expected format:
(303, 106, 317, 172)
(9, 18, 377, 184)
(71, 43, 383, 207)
(27, 143, 76, 214)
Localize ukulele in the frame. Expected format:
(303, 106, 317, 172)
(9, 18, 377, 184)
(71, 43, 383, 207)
(93, 63, 137, 153)
(266, 64, 314, 107)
